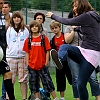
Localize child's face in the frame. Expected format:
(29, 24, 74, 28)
(31, 25, 39, 33)
(13, 17, 21, 25)
(36, 15, 43, 25)
(51, 26, 61, 35)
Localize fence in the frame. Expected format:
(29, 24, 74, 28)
(9, 0, 100, 31)
(8, 0, 100, 69)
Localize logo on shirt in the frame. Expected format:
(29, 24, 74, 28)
(31, 42, 41, 46)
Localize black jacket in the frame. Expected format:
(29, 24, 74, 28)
(0, 12, 7, 58)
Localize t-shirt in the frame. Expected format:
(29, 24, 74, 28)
(64, 26, 82, 46)
(23, 34, 51, 70)
(54, 33, 64, 51)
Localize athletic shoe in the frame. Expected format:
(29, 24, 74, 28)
(50, 49, 63, 69)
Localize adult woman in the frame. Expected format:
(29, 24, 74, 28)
(46, 0, 100, 100)
(65, 11, 100, 100)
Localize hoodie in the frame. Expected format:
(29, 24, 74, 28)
(51, 11, 100, 51)
(6, 26, 29, 58)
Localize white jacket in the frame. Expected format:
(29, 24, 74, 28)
(6, 26, 29, 58)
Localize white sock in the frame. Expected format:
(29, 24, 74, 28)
(60, 97, 65, 100)
(35, 98, 40, 100)
(54, 97, 59, 100)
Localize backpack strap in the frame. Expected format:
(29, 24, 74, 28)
(28, 34, 32, 49)
(28, 34, 46, 52)
(41, 34, 46, 53)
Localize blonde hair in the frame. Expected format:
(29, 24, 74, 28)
(50, 20, 61, 30)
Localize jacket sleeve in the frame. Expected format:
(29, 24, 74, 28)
(6, 27, 11, 48)
(51, 13, 91, 26)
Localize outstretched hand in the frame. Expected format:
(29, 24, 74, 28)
(46, 12, 54, 18)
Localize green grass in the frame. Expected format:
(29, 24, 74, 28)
(0, 72, 95, 100)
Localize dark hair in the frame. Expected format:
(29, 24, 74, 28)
(4, 1, 11, 8)
(34, 12, 45, 23)
(68, 11, 73, 18)
(71, 0, 94, 16)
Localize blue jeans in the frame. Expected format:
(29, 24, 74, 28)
(58, 44, 100, 100)
(68, 57, 100, 98)
(2, 80, 6, 99)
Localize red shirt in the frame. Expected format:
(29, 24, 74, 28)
(23, 34, 51, 70)
(54, 33, 65, 51)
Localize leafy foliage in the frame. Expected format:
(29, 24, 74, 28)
(8, 0, 100, 12)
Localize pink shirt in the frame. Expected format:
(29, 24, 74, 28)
(78, 46, 100, 68)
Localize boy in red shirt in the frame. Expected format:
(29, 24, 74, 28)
(23, 20, 59, 100)
(50, 20, 72, 100)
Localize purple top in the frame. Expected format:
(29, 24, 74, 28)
(51, 11, 100, 51)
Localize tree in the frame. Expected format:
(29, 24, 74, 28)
(51, 0, 57, 11)
(9, 0, 24, 12)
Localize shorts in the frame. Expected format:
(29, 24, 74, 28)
(0, 60, 10, 75)
(6, 58, 28, 83)
(28, 66, 55, 93)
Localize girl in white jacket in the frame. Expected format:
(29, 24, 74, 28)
(6, 11, 29, 100)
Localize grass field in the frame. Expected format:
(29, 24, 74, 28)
(0, 72, 95, 100)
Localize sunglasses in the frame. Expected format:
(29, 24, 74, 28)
(0, 2, 3, 4)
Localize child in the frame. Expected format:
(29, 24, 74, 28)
(6, 11, 29, 100)
(23, 20, 59, 100)
(50, 20, 72, 100)
(0, 11, 15, 100)
(34, 12, 48, 35)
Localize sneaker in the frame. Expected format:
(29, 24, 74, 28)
(50, 49, 63, 69)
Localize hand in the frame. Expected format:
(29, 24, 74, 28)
(46, 12, 54, 18)
(72, 26, 77, 31)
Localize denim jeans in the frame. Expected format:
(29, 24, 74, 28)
(2, 80, 6, 99)
(68, 57, 100, 98)
(58, 44, 100, 100)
